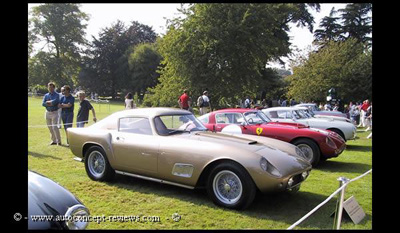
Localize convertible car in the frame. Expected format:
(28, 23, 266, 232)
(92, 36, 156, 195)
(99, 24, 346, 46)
(68, 108, 311, 210)
(198, 109, 346, 166)
(28, 170, 90, 230)
(263, 107, 356, 141)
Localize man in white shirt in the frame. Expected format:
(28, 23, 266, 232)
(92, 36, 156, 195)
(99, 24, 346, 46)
(200, 91, 211, 115)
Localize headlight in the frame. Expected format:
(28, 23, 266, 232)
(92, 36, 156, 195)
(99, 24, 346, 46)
(260, 157, 282, 177)
(64, 204, 90, 230)
(325, 137, 336, 148)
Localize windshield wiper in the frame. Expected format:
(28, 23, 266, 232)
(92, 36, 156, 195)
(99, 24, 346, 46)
(168, 130, 189, 135)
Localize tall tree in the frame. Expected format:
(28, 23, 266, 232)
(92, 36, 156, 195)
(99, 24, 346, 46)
(127, 43, 162, 96)
(339, 3, 372, 47)
(313, 7, 342, 46)
(79, 20, 157, 98)
(29, 4, 89, 87)
(147, 3, 319, 108)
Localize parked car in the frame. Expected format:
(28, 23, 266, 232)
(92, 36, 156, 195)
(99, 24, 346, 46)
(67, 108, 312, 210)
(297, 106, 352, 123)
(262, 107, 356, 141)
(28, 170, 90, 230)
(198, 109, 346, 166)
(295, 103, 348, 119)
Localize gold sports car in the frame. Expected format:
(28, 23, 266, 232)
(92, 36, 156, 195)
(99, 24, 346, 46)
(67, 108, 312, 209)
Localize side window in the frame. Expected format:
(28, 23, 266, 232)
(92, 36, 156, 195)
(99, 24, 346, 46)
(119, 117, 152, 135)
(215, 113, 228, 124)
(277, 111, 289, 119)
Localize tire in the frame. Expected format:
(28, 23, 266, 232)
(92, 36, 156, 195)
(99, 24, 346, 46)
(84, 145, 115, 182)
(206, 161, 256, 210)
(293, 138, 321, 167)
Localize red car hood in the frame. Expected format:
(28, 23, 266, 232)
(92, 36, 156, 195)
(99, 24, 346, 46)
(265, 122, 309, 129)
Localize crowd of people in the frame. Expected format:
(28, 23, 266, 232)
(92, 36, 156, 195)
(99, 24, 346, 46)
(42, 82, 97, 146)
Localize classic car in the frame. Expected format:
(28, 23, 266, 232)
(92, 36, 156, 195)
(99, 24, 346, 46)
(297, 107, 352, 123)
(262, 107, 357, 141)
(67, 108, 311, 210)
(28, 170, 90, 230)
(295, 103, 348, 119)
(198, 109, 346, 166)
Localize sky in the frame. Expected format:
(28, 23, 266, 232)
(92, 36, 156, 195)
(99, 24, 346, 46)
(28, 3, 348, 70)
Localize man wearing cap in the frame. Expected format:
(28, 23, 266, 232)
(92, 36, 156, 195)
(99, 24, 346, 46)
(42, 82, 62, 145)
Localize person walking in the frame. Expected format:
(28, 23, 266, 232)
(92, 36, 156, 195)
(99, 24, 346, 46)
(358, 99, 370, 128)
(58, 85, 75, 145)
(76, 91, 97, 128)
(42, 82, 62, 145)
(125, 92, 136, 109)
(198, 91, 211, 115)
(178, 89, 190, 110)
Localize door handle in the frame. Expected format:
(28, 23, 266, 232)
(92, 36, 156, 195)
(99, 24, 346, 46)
(116, 136, 125, 141)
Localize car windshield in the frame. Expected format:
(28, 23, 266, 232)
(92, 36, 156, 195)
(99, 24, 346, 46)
(299, 109, 313, 118)
(244, 111, 271, 125)
(293, 110, 308, 119)
(154, 114, 208, 135)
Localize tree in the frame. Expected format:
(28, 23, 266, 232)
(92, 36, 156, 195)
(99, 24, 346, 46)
(79, 21, 157, 98)
(29, 4, 89, 87)
(313, 4, 372, 49)
(127, 43, 162, 96)
(339, 3, 372, 47)
(146, 3, 320, 108)
(287, 38, 371, 103)
(313, 7, 342, 47)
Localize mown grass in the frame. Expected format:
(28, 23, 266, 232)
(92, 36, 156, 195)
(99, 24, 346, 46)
(28, 96, 372, 229)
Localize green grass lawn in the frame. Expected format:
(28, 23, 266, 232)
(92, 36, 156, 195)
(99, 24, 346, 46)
(28, 96, 372, 229)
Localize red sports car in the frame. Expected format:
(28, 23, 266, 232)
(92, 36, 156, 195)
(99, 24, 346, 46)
(198, 109, 346, 166)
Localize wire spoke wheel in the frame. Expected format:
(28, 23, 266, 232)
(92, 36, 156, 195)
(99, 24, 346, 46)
(213, 170, 243, 205)
(88, 151, 106, 178)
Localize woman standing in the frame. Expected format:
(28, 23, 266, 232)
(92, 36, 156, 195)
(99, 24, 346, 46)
(125, 92, 136, 109)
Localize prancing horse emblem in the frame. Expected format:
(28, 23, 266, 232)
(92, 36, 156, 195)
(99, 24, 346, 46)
(256, 128, 263, 135)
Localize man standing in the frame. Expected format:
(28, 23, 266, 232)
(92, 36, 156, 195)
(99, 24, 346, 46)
(199, 91, 211, 115)
(76, 91, 97, 128)
(42, 82, 61, 145)
(58, 85, 75, 145)
(178, 89, 190, 110)
(358, 99, 370, 128)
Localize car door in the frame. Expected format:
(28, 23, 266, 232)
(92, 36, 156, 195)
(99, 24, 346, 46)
(112, 117, 159, 175)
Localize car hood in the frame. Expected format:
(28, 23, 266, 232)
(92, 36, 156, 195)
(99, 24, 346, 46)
(186, 131, 310, 171)
(28, 171, 82, 228)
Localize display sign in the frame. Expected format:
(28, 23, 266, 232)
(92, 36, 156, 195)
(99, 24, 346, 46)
(342, 196, 366, 224)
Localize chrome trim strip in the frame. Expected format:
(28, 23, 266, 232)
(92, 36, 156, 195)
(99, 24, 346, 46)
(115, 170, 195, 190)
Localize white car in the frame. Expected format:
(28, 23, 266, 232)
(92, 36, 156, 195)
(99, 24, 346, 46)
(262, 107, 356, 141)
(297, 107, 352, 123)
(295, 103, 348, 119)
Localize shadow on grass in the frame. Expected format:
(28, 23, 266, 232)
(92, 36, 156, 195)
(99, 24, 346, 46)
(317, 160, 371, 174)
(105, 174, 337, 228)
(345, 145, 372, 152)
(28, 151, 62, 160)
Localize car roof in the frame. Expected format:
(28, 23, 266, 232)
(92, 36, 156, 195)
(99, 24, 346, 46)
(213, 108, 259, 114)
(263, 107, 300, 111)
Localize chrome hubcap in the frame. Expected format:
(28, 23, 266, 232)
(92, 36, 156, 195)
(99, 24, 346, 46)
(213, 170, 243, 205)
(88, 151, 105, 178)
(297, 144, 314, 163)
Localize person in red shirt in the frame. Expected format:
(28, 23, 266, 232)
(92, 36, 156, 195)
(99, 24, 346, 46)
(178, 89, 190, 110)
(358, 99, 370, 127)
